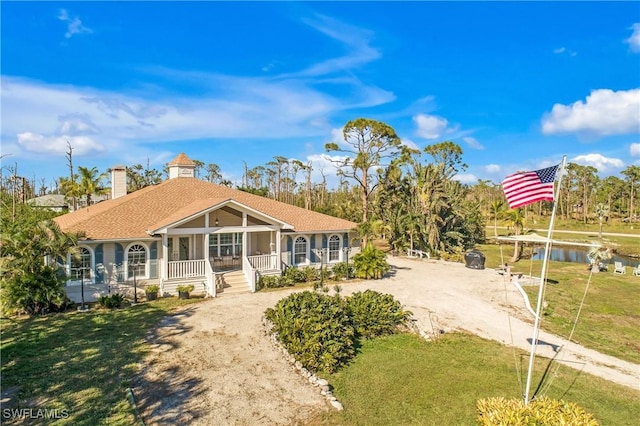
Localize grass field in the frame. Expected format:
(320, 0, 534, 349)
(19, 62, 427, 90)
(478, 241, 640, 364)
(314, 333, 640, 425)
(0, 297, 203, 425)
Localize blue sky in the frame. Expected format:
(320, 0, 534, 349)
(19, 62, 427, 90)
(2, 1, 639, 190)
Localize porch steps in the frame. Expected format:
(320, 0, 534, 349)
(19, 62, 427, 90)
(217, 270, 250, 295)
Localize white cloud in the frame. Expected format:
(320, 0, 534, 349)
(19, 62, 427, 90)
(400, 137, 419, 150)
(17, 132, 104, 155)
(306, 153, 348, 189)
(541, 88, 640, 137)
(630, 143, 640, 157)
(625, 23, 640, 53)
(462, 136, 484, 150)
(453, 173, 477, 184)
(484, 164, 501, 174)
(58, 9, 93, 39)
(571, 153, 624, 173)
(413, 114, 458, 139)
(553, 47, 576, 56)
(297, 13, 381, 77)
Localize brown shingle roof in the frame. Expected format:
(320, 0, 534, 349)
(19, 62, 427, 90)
(168, 152, 195, 166)
(54, 178, 357, 240)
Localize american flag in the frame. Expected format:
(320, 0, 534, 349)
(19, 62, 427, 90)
(501, 165, 559, 209)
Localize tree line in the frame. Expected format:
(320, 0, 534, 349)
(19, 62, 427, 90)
(2, 119, 639, 257)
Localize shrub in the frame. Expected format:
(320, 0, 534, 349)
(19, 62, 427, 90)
(331, 262, 354, 280)
(283, 266, 306, 284)
(145, 284, 159, 293)
(352, 243, 390, 279)
(98, 293, 126, 309)
(347, 290, 412, 339)
(301, 266, 319, 282)
(265, 291, 355, 373)
(258, 275, 283, 289)
(476, 396, 599, 425)
(0, 266, 72, 315)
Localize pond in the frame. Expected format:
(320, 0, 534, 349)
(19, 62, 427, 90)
(531, 247, 637, 267)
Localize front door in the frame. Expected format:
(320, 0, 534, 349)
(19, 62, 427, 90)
(169, 237, 190, 261)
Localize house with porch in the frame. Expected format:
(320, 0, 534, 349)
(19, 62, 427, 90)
(54, 153, 358, 302)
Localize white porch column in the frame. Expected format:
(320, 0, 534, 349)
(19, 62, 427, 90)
(274, 229, 281, 270)
(204, 233, 209, 261)
(161, 234, 168, 285)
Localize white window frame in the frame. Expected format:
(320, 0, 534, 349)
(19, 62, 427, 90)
(125, 242, 149, 280)
(328, 234, 342, 263)
(293, 235, 309, 265)
(68, 245, 94, 284)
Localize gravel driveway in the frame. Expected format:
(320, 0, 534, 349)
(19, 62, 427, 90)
(132, 256, 640, 425)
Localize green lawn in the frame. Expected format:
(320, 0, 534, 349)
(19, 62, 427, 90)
(478, 242, 640, 364)
(0, 297, 204, 425)
(315, 333, 640, 426)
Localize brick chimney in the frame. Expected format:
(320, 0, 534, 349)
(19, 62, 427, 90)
(110, 165, 127, 199)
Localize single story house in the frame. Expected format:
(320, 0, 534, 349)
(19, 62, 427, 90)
(54, 153, 358, 302)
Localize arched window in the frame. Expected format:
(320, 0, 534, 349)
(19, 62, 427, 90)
(328, 235, 341, 262)
(294, 236, 308, 265)
(70, 247, 92, 281)
(127, 244, 147, 279)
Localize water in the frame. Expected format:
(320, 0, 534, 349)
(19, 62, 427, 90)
(531, 247, 637, 267)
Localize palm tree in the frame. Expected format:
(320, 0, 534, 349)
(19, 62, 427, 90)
(594, 203, 610, 239)
(489, 199, 505, 239)
(77, 166, 108, 208)
(505, 208, 526, 262)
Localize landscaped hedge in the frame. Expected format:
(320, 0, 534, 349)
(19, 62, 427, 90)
(347, 290, 411, 339)
(476, 396, 599, 425)
(265, 289, 411, 373)
(265, 291, 355, 373)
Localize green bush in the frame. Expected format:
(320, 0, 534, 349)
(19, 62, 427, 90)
(258, 275, 284, 289)
(265, 291, 355, 373)
(0, 267, 72, 315)
(476, 396, 599, 425)
(265, 289, 411, 374)
(331, 262, 354, 280)
(283, 266, 306, 284)
(98, 293, 126, 309)
(347, 290, 412, 339)
(145, 284, 159, 293)
(352, 243, 390, 279)
(301, 266, 320, 282)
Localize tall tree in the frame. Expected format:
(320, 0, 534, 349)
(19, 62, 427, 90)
(76, 166, 108, 208)
(325, 118, 402, 242)
(505, 208, 526, 262)
(621, 165, 640, 222)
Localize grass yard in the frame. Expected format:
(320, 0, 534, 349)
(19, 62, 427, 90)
(0, 297, 204, 425)
(314, 333, 640, 426)
(478, 242, 640, 364)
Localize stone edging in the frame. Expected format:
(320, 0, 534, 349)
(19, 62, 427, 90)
(261, 316, 344, 411)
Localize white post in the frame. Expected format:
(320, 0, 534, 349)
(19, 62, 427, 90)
(524, 155, 566, 404)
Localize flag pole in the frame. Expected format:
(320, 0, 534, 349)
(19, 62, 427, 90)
(523, 155, 567, 404)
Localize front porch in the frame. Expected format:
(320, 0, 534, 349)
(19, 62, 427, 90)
(163, 253, 281, 296)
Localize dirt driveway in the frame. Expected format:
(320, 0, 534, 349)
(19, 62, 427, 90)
(133, 256, 640, 425)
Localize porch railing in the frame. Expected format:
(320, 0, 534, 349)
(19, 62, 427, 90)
(168, 259, 206, 280)
(247, 254, 278, 272)
(243, 256, 256, 293)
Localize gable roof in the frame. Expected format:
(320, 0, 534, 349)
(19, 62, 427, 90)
(54, 178, 357, 240)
